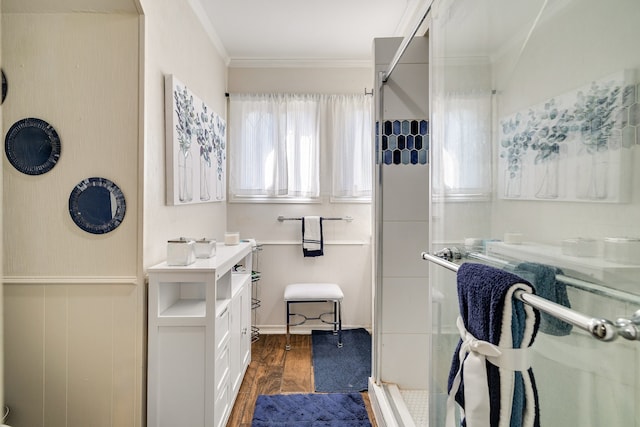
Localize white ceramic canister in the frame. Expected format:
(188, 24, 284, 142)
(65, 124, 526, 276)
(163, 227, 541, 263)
(167, 238, 196, 266)
(464, 237, 484, 253)
(561, 238, 598, 257)
(224, 232, 240, 245)
(503, 232, 523, 245)
(195, 238, 216, 258)
(604, 237, 640, 265)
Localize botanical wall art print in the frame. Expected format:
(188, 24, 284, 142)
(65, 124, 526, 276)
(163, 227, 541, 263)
(498, 70, 637, 202)
(165, 74, 226, 205)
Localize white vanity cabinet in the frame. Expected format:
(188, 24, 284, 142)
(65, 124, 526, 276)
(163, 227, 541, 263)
(147, 242, 252, 427)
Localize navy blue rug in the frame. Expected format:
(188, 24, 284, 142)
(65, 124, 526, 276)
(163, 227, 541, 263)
(312, 328, 371, 393)
(251, 392, 372, 427)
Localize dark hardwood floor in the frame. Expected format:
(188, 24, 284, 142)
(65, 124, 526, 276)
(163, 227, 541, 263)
(227, 334, 378, 426)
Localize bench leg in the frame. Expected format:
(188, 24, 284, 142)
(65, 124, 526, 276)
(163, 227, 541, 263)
(337, 300, 343, 348)
(285, 301, 291, 350)
(285, 299, 342, 349)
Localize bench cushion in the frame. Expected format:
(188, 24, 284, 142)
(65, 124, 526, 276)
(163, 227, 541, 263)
(284, 283, 343, 301)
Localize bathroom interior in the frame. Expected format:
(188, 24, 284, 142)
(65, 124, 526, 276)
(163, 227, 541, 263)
(1, 0, 640, 426)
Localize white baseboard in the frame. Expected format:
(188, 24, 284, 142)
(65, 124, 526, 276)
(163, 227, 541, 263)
(256, 325, 372, 335)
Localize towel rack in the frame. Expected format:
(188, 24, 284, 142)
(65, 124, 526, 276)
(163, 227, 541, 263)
(422, 252, 640, 342)
(277, 215, 353, 222)
(466, 251, 640, 305)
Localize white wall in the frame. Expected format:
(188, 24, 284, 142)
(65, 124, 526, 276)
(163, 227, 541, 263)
(226, 66, 374, 332)
(141, 0, 229, 269)
(3, 14, 139, 277)
(228, 67, 371, 95)
(2, 11, 143, 427)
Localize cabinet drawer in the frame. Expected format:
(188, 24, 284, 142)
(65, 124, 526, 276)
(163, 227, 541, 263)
(214, 378, 230, 427)
(215, 304, 230, 351)
(215, 344, 230, 392)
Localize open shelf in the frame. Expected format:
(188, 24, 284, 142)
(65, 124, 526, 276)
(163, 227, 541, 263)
(160, 299, 206, 317)
(158, 281, 206, 317)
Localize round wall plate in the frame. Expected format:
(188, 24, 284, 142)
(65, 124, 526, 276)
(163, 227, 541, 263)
(69, 177, 126, 234)
(2, 69, 7, 104)
(5, 117, 61, 175)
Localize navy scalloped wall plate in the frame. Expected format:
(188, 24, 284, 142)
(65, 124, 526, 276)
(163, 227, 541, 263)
(1, 69, 7, 104)
(5, 117, 61, 175)
(69, 177, 126, 234)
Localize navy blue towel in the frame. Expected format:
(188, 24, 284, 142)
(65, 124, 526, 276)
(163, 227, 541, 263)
(447, 263, 540, 427)
(302, 216, 324, 257)
(514, 262, 572, 336)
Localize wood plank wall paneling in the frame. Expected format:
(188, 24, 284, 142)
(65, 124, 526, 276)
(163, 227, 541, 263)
(3, 283, 140, 427)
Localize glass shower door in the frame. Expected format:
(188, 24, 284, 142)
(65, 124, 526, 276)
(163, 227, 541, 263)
(428, 0, 640, 425)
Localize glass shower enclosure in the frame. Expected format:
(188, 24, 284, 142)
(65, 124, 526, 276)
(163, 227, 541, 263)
(429, 0, 640, 426)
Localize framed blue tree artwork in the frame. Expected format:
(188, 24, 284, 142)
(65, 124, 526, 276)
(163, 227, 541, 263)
(498, 70, 636, 202)
(164, 74, 226, 205)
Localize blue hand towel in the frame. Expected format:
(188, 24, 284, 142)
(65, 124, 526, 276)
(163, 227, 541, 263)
(514, 262, 572, 336)
(447, 263, 540, 427)
(302, 216, 323, 257)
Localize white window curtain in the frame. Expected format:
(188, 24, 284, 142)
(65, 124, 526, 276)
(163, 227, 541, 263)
(229, 93, 372, 200)
(432, 90, 493, 198)
(229, 94, 319, 198)
(327, 94, 373, 199)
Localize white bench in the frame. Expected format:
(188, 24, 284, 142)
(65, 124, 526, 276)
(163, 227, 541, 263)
(284, 283, 344, 350)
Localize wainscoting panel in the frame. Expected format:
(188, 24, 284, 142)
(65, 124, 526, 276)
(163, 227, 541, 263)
(4, 281, 142, 427)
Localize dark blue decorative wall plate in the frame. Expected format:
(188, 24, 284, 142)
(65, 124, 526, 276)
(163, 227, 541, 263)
(5, 117, 61, 175)
(1, 69, 7, 104)
(69, 177, 126, 234)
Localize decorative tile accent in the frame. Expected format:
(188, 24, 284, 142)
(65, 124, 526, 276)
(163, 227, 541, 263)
(377, 119, 429, 165)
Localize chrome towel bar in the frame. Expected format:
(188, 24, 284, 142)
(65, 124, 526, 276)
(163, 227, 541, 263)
(277, 215, 353, 222)
(422, 252, 640, 342)
(467, 251, 640, 305)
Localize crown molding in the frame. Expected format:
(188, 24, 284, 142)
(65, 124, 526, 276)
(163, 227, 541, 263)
(187, 0, 230, 66)
(228, 58, 372, 69)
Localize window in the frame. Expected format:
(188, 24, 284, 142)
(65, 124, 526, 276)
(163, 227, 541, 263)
(229, 93, 372, 202)
(329, 95, 373, 200)
(432, 90, 492, 199)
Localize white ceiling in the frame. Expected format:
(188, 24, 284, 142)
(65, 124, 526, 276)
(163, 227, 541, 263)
(1, 0, 427, 66)
(196, 0, 427, 66)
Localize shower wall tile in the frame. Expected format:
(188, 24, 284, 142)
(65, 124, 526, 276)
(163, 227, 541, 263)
(377, 61, 429, 119)
(380, 332, 429, 389)
(382, 221, 429, 277)
(381, 277, 430, 334)
(378, 119, 429, 165)
(382, 163, 429, 221)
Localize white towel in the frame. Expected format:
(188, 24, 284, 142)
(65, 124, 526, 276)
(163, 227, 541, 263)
(302, 216, 323, 257)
